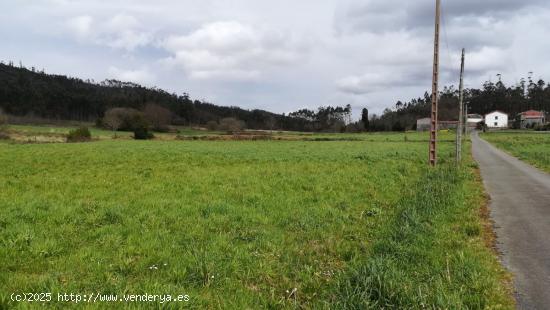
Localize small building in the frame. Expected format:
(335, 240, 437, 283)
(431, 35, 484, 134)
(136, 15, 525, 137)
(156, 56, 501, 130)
(416, 118, 431, 131)
(467, 114, 484, 128)
(516, 110, 546, 129)
(485, 111, 508, 129)
(416, 118, 458, 131)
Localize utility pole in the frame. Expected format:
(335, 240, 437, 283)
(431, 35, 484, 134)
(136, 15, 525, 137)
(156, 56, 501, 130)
(464, 104, 468, 135)
(429, 0, 441, 166)
(456, 48, 465, 165)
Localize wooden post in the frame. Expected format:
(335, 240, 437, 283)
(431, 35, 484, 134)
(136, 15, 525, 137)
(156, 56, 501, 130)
(456, 48, 465, 165)
(429, 0, 441, 166)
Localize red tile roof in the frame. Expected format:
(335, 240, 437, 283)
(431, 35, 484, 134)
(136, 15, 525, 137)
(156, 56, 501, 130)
(520, 110, 544, 118)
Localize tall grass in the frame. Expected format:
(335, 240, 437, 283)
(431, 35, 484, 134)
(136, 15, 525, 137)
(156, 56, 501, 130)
(482, 132, 550, 173)
(331, 163, 513, 309)
(0, 134, 512, 308)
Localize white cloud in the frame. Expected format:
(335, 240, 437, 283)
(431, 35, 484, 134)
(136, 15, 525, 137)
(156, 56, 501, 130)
(3, 0, 550, 115)
(337, 73, 386, 95)
(108, 66, 155, 84)
(67, 15, 93, 39)
(66, 13, 152, 51)
(161, 21, 307, 80)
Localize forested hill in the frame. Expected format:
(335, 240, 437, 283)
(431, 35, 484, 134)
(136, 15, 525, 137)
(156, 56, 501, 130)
(0, 62, 313, 131)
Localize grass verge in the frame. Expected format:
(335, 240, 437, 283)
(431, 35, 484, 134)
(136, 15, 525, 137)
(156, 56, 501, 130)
(481, 132, 550, 173)
(330, 154, 514, 309)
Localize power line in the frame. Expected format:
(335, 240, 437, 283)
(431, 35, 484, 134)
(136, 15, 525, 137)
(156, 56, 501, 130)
(440, 1, 453, 72)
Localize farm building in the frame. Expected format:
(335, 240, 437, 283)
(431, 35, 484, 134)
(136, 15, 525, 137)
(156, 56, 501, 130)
(416, 118, 431, 131)
(516, 110, 546, 129)
(467, 114, 484, 128)
(416, 118, 458, 131)
(485, 111, 508, 129)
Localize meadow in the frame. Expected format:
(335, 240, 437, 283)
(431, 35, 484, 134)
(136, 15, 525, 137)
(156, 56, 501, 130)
(0, 127, 513, 308)
(482, 131, 550, 173)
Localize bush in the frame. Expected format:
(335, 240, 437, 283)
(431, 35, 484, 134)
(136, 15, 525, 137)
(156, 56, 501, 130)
(534, 123, 550, 131)
(206, 120, 218, 131)
(130, 114, 154, 140)
(219, 117, 245, 133)
(143, 103, 172, 132)
(0, 109, 6, 126)
(67, 127, 92, 142)
(0, 110, 8, 140)
(102, 107, 141, 132)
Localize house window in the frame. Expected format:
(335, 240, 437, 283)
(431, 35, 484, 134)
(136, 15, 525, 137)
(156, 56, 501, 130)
(494, 122, 498, 126)
(495, 116, 499, 120)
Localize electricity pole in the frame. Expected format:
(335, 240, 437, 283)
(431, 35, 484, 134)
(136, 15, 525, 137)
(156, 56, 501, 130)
(429, 0, 441, 166)
(456, 48, 465, 165)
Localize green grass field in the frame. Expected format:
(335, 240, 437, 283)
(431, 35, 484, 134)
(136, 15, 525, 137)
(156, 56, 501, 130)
(0, 129, 513, 308)
(482, 131, 550, 173)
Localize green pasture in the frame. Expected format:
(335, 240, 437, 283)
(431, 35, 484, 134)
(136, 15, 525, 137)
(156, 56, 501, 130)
(0, 130, 512, 308)
(482, 131, 550, 173)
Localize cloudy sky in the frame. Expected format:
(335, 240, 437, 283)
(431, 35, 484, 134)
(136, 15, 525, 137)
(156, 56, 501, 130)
(1, 0, 549, 117)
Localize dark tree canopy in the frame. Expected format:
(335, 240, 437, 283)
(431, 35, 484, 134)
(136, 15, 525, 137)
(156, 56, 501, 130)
(3, 61, 548, 132)
(0, 62, 320, 131)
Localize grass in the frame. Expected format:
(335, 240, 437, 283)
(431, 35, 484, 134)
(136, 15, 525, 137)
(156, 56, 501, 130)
(481, 131, 550, 173)
(0, 129, 513, 308)
(7, 124, 459, 143)
(332, 159, 512, 308)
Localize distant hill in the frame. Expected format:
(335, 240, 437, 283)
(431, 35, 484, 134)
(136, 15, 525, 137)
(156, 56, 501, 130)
(0, 62, 311, 131)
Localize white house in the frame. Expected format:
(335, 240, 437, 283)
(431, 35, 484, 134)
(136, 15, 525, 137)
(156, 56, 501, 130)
(485, 111, 508, 129)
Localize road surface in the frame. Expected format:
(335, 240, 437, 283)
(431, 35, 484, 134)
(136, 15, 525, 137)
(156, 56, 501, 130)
(472, 132, 550, 310)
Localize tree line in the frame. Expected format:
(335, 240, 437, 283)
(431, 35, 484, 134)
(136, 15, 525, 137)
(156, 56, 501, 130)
(0, 61, 365, 132)
(369, 75, 550, 131)
(2, 61, 549, 132)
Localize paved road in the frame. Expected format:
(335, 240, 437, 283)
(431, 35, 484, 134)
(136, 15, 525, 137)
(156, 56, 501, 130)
(472, 132, 550, 310)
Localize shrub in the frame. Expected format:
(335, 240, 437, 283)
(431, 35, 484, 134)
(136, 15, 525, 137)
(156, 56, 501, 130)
(130, 114, 154, 140)
(0, 109, 6, 126)
(67, 127, 92, 142)
(206, 120, 218, 131)
(103, 108, 124, 133)
(219, 117, 245, 133)
(143, 103, 172, 132)
(0, 110, 8, 140)
(102, 108, 142, 132)
(534, 123, 550, 131)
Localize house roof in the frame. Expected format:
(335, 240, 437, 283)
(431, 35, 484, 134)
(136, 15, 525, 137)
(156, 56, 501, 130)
(519, 110, 544, 118)
(485, 110, 508, 117)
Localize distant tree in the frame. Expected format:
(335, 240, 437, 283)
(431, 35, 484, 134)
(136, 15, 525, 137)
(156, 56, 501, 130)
(130, 113, 153, 140)
(266, 116, 277, 133)
(345, 121, 364, 133)
(361, 108, 369, 131)
(103, 108, 124, 136)
(143, 103, 172, 132)
(206, 120, 218, 131)
(395, 101, 403, 110)
(0, 108, 6, 126)
(0, 108, 7, 138)
(219, 117, 245, 133)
